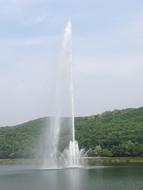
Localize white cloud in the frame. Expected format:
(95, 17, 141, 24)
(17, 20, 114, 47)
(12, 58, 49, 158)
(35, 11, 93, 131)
(0, 0, 48, 23)
(0, 0, 143, 125)
(0, 36, 50, 46)
(0, 61, 55, 126)
(24, 14, 48, 25)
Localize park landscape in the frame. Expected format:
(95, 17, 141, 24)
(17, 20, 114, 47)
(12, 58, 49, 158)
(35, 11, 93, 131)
(0, 107, 143, 161)
(0, 0, 143, 190)
(0, 107, 143, 190)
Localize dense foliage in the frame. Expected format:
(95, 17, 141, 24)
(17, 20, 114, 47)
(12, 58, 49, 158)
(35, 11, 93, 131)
(0, 107, 143, 158)
(76, 107, 143, 157)
(0, 119, 45, 159)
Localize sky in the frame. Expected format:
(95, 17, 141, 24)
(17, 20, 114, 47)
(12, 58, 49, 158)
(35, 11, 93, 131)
(0, 0, 143, 126)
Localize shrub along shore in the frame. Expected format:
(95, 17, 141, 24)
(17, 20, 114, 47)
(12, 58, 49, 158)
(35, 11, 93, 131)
(84, 157, 143, 165)
(0, 157, 143, 165)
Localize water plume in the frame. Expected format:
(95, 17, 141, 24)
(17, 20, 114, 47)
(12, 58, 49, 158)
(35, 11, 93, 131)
(39, 20, 83, 169)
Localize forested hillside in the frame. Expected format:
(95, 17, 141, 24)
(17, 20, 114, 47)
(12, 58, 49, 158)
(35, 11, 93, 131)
(0, 107, 143, 158)
(76, 107, 143, 157)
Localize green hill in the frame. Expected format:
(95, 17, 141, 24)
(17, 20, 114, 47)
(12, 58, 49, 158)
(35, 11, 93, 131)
(76, 107, 143, 157)
(0, 107, 143, 159)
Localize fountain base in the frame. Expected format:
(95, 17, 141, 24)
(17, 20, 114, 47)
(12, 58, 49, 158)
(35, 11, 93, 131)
(63, 140, 83, 168)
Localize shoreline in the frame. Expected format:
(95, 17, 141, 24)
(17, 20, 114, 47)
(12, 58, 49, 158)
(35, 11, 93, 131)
(83, 157, 143, 165)
(0, 157, 142, 165)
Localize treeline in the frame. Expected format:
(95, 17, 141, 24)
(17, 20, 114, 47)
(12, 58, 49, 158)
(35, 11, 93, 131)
(0, 107, 143, 158)
(76, 107, 143, 157)
(0, 119, 45, 159)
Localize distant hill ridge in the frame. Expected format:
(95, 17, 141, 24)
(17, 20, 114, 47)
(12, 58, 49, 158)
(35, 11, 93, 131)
(0, 107, 143, 158)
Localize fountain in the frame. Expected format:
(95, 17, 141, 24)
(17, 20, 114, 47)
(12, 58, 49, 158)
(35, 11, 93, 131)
(61, 20, 83, 168)
(39, 20, 83, 169)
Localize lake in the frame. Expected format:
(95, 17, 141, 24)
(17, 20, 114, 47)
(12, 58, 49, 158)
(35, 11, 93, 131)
(0, 165, 142, 190)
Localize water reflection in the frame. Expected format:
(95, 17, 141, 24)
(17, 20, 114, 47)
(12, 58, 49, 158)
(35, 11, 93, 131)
(64, 169, 84, 190)
(41, 169, 88, 190)
(0, 166, 143, 190)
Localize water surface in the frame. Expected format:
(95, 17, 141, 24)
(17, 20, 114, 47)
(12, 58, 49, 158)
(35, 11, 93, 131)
(0, 165, 142, 190)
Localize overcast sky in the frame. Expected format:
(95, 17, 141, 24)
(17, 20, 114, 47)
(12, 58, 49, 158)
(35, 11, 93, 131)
(0, 0, 143, 126)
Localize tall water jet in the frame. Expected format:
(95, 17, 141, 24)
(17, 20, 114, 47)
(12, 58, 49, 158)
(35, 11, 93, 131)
(62, 20, 82, 167)
(39, 20, 82, 169)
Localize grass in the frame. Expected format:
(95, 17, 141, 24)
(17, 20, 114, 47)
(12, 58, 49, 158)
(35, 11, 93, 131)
(83, 157, 143, 165)
(0, 157, 143, 165)
(0, 159, 35, 165)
